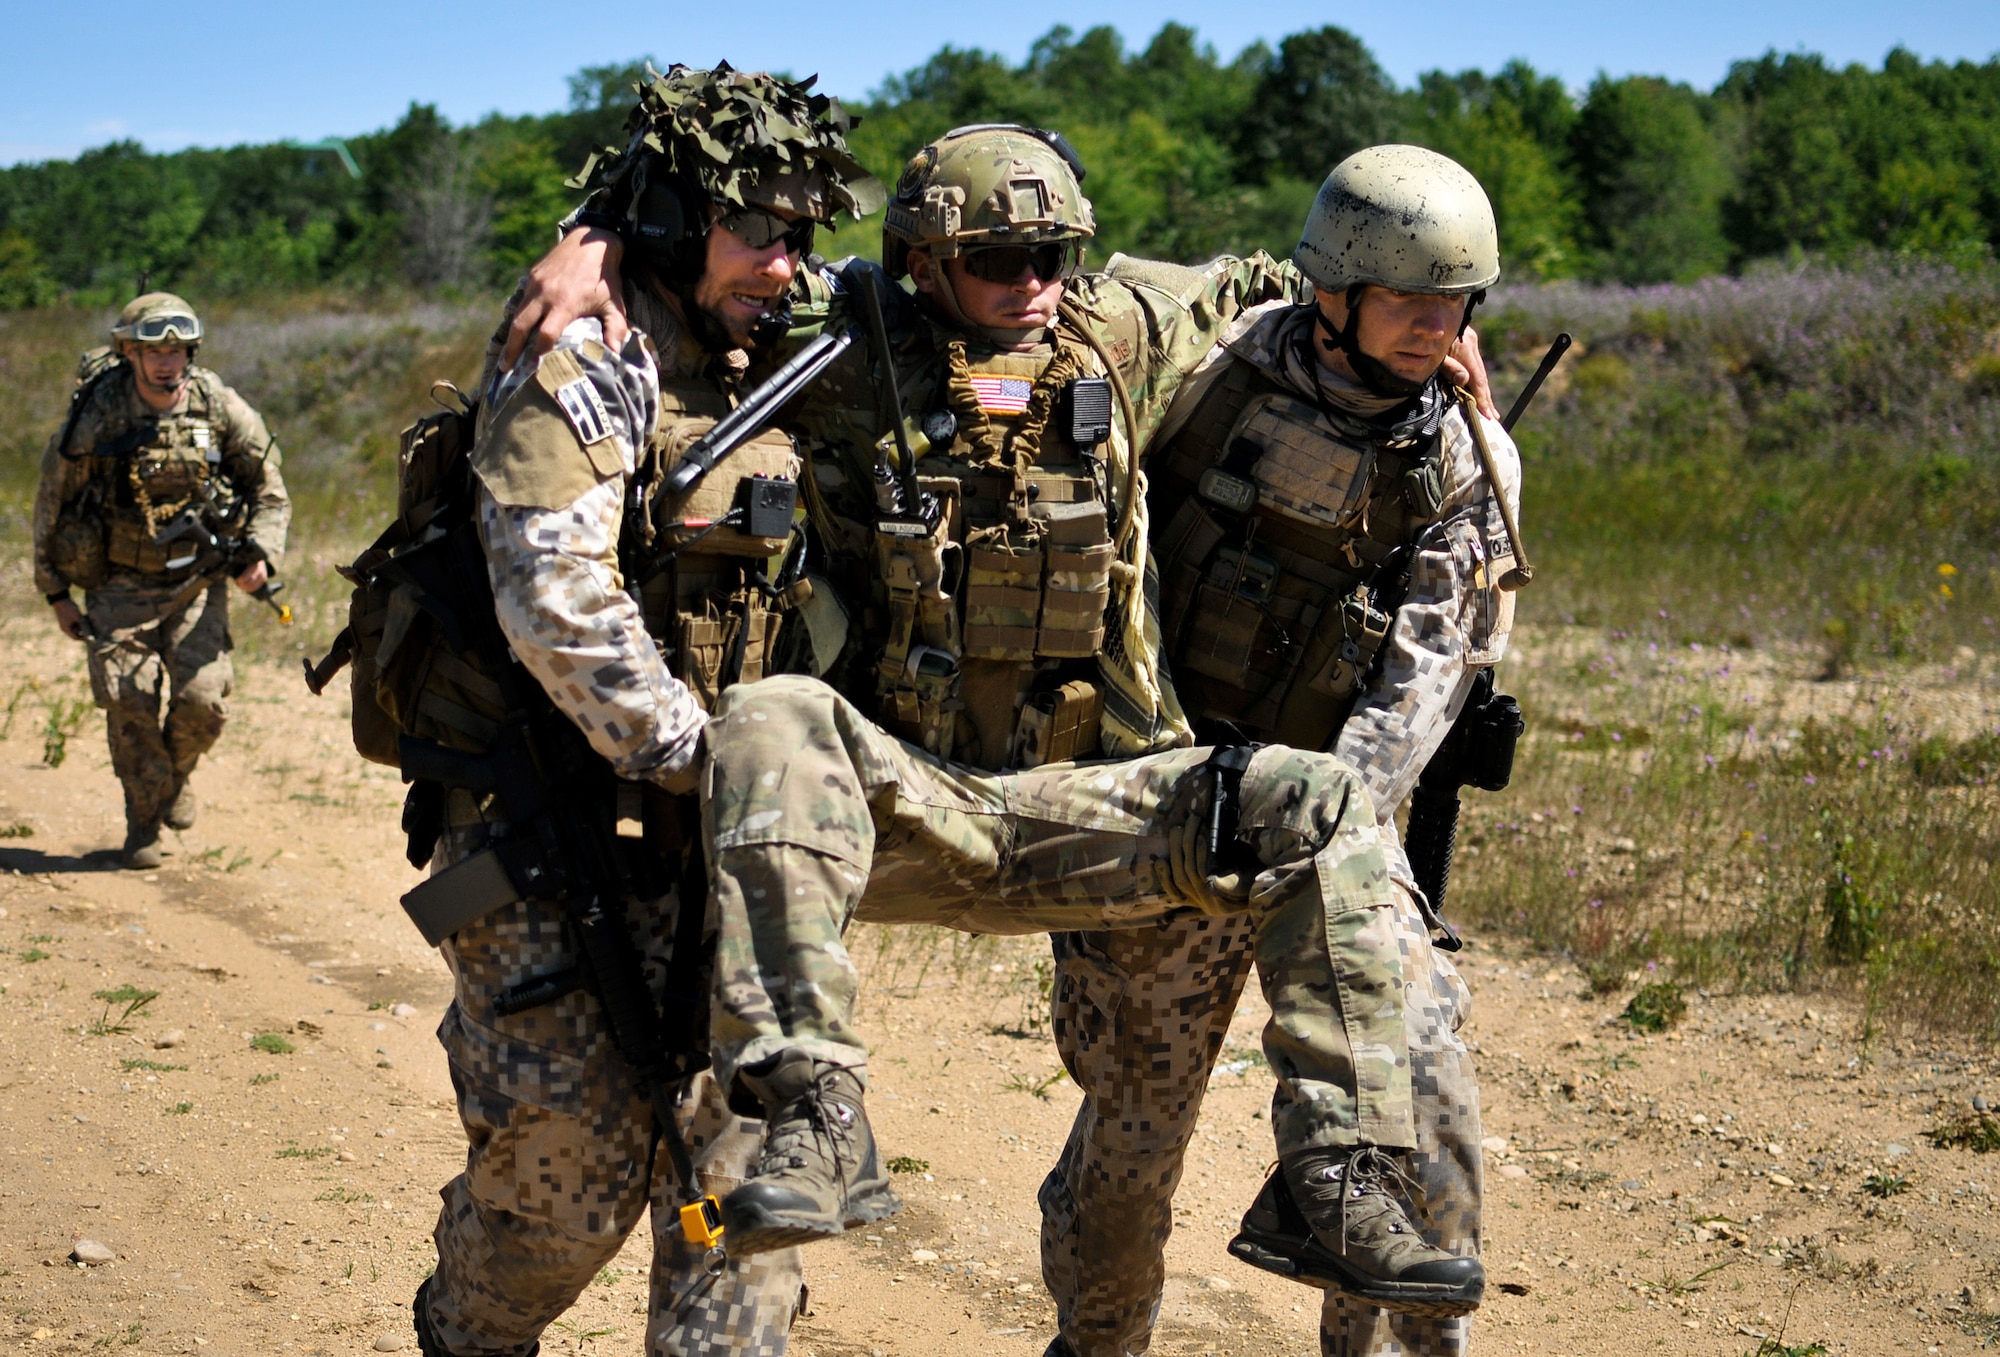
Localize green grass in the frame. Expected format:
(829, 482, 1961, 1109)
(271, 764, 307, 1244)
(119, 1058, 184, 1072)
(249, 1033, 295, 1055)
(1926, 1111, 2000, 1153)
(886, 1156, 931, 1174)
(86, 985, 158, 1036)
(250, 1072, 280, 1086)
(275, 1142, 333, 1159)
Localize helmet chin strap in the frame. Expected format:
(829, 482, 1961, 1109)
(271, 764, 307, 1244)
(1318, 286, 1482, 400)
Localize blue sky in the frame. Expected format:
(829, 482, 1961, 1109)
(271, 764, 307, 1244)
(5, 1, 1999, 166)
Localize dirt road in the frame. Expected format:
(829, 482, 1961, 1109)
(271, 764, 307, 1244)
(2, 617, 1995, 1356)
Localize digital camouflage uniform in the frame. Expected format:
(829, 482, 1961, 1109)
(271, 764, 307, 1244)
(1043, 297, 1521, 1356)
(419, 282, 803, 1357)
(31, 359, 289, 835)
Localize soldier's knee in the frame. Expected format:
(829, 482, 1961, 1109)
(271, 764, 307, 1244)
(709, 675, 862, 766)
(1236, 747, 1375, 856)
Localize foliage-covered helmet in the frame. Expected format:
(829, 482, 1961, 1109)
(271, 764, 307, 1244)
(572, 62, 886, 263)
(111, 292, 202, 349)
(883, 124, 1094, 279)
(1295, 144, 1499, 296)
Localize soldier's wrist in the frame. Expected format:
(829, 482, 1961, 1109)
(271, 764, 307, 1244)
(46, 590, 72, 607)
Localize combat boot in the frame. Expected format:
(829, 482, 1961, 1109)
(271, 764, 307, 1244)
(164, 780, 197, 831)
(122, 823, 164, 871)
(1228, 1146, 1483, 1317)
(719, 1052, 901, 1255)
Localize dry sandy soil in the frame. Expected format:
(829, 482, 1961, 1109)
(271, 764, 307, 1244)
(2, 616, 1997, 1357)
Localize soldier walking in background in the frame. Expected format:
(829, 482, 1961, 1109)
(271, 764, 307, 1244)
(1044, 145, 1521, 1357)
(31, 293, 290, 869)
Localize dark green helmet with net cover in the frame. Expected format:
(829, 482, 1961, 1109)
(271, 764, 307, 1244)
(570, 62, 886, 269)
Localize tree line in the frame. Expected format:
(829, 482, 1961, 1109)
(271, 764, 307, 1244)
(3, 23, 1998, 308)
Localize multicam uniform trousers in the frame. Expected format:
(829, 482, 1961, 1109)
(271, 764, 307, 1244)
(1040, 879, 1483, 1357)
(702, 675, 1416, 1163)
(423, 820, 804, 1357)
(83, 576, 233, 829)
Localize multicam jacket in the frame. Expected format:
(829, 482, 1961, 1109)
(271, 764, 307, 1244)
(788, 251, 1314, 768)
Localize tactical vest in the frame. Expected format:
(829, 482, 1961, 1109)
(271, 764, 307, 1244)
(1149, 357, 1450, 752)
(868, 331, 1121, 770)
(629, 374, 804, 711)
(77, 369, 233, 578)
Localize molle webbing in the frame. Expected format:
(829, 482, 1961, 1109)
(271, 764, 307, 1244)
(1149, 355, 1440, 749)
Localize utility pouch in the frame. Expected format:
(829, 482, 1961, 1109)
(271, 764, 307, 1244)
(1306, 583, 1394, 699)
(1180, 548, 1283, 688)
(654, 419, 801, 558)
(1011, 679, 1103, 768)
(675, 587, 782, 711)
(876, 644, 961, 756)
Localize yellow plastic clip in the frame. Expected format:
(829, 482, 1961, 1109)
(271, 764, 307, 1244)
(679, 1195, 725, 1248)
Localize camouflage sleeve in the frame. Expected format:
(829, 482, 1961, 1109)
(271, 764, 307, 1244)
(30, 385, 109, 597)
(475, 322, 706, 786)
(214, 380, 291, 571)
(1083, 250, 1314, 443)
(1332, 404, 1523, 827)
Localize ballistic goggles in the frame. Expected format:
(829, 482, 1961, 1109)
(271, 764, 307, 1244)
(119, 313, 202, 345)
(960, 241, 1082, 284)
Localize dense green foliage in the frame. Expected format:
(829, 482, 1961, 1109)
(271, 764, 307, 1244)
(4, 25, 2000, 304)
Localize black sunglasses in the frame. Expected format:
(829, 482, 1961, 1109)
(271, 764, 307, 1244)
(720, 207, 817, 255)
(961, 241, 1079, 284)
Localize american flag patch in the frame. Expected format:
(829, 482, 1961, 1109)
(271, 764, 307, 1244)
(969, 375, 1033, 415)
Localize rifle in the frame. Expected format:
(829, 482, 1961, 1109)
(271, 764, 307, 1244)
(1400, 334, 1571, 937)
(154, 507, 293, 623)
(384, 517, 718, 1246)
(664, 326, 856, 496)
(1402, 669, 1523, 945)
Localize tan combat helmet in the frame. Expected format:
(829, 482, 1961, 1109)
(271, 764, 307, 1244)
(1295, 145, 1498, 398)
(883, 123, 1094, 279)
(1295, 144, 1499, 297)
(111, 292, 203, 349)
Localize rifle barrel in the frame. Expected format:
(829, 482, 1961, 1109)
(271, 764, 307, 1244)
(1501, 332, 1572, 433)
(665, 328, 855, 495)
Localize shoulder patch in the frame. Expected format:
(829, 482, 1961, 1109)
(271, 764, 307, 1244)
(536, 348, 615, 448)
(473, 364, 626, 510)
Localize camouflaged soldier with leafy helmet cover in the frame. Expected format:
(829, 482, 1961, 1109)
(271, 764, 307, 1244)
(403, 63, 885, 1357)
(1045, 143, 1519, 1357)
(32, 291, 290, 868)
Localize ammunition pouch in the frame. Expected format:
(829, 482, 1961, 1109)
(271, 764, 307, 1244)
(1011, 678, 1103, 768)
(961, 475, 1111, 660)
(672, 584, 784, 711)
(105, 516, 184, 575)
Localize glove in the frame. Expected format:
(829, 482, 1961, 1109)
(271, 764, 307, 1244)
(1162, 766, 1253, 914)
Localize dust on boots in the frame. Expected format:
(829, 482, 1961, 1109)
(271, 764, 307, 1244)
(720, 1051, 901, 1256)
(1229, 1145, 1484, 1318)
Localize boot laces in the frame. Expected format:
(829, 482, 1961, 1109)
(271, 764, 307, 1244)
(763, 1077, 860, 1192)
(1329, 1146, 1423, 1251)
